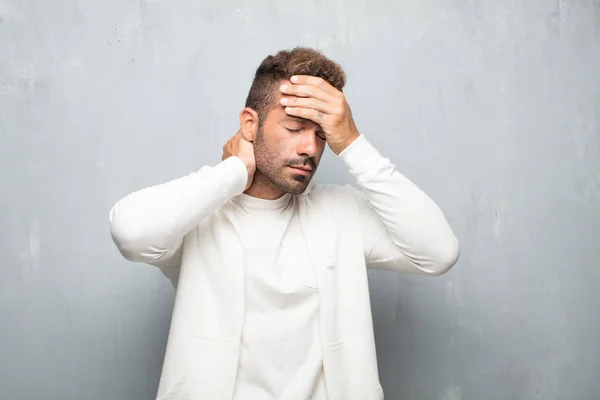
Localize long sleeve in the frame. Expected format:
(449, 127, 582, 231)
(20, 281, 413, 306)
(338, 135, 460, 276)
(109, 156, 248, 268)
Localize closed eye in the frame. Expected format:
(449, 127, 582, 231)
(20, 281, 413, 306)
(286, 127, 326, 141)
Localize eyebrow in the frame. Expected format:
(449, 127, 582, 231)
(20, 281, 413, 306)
(284, 116, 309, 124)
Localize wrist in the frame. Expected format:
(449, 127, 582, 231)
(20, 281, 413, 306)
(332, 131, 361, 155)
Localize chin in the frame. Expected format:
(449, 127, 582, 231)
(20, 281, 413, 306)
(287, 186, 308, 195)
(263, 166, 314, 195)
(280, 182, 307, 195)
(279, 176, 311, 195)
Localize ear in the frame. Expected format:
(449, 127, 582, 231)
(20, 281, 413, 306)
(239, 107, 259, 142)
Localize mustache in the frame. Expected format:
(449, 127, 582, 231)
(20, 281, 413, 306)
(286, 158, 316, 169)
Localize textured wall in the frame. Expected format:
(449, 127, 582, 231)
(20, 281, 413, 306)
(1, 1, 599, 399)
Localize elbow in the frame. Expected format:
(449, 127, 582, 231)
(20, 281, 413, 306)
(425, 234, 460, 277)
(109, 204, 174, 264)
(109, 204, 148, 262)
(110, 229, 144, 262)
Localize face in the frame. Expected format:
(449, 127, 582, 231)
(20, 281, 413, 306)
(253, 98, 327, 195)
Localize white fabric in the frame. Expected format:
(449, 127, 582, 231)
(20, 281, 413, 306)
(109, 134, 460, 400)
(229, 192, 326, 400)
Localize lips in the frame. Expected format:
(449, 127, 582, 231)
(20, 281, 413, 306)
(289, 166, 312, 175)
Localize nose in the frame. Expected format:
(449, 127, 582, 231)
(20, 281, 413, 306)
(296, 130, 318, 158)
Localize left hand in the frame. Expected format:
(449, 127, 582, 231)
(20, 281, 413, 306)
(279, 75, 361, 155)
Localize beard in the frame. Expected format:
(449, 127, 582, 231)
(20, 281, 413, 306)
(253, 127, 316, 195)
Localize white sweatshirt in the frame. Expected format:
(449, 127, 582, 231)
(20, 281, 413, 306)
(229, 193, 326, 399)
(109, 134, 460, 400)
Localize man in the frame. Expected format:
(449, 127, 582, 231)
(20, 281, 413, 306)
(109, 47, 459, 400)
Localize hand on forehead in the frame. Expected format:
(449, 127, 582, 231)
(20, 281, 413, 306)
(279, 75, 339, 100)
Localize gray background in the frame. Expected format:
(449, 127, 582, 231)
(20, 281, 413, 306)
(1, 0, 599, 399)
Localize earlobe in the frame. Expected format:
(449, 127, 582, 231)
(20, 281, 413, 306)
(239, 107, 259, 142)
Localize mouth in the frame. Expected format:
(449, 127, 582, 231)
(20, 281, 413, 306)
(288, 166, 313, 176)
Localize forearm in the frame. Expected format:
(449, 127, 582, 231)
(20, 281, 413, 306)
(340, 135, 459, 274)
(109, 156, 247, 264)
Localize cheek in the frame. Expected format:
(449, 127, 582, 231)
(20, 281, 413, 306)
(255, 137, 285, 167)
(315, 142, 326, 162)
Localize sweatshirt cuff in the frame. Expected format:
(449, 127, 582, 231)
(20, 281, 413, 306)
(214, 156, 248, 198)
(337, 134, 384, 182)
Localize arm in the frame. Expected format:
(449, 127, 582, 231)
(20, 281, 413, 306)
(339, 135, 460, 275)
(109, 156, 248, 268)
(279, 75, 459, 276)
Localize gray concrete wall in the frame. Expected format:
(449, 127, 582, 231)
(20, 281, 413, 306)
(1, 1, 599, 399)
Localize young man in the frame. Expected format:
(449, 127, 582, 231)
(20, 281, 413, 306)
(109, 47, 459, 400)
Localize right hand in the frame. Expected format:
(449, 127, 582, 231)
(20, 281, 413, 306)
(222, 129, 256, 190)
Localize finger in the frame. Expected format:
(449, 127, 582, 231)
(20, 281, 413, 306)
(279, 83, 335, 102)
(280, 96, 335, 114)
(284, 106, 328, 125)
(290, 75, 340, 96)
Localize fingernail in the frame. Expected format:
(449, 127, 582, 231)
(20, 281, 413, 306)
(291, 76, 298, 82)
(280, 84, 288, 91)
(280, 97, 288, 105)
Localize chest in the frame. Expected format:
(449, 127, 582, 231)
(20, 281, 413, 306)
(231, 208, 317, 292)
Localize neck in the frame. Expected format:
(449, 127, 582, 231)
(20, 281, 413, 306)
(243, 170, 286, 200)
